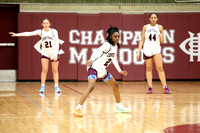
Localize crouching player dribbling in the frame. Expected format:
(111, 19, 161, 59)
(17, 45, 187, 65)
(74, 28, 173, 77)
(73, 26, 132, 117)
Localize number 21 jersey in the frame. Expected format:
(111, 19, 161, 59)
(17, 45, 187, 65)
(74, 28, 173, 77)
(41, 28, 59, 54)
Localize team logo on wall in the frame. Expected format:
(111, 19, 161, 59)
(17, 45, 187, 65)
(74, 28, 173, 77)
(34, 39, 65, 55)
(179, 31, 200, 62)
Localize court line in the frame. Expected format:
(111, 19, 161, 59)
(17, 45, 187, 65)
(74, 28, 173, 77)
(62, 85, 106, 102)
(16, 88, 54, 116)
(1, 114, 200, 119)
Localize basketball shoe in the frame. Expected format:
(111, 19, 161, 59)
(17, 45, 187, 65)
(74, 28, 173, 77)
(55, 86, 61, 93)
(39, 93, 45, 98)
(73, 108, 83, 117)
(163, 87, 171, 94)
(39, 86, 45, 93)
(146, 87, 153, 94)
(116, 105, 132, 113)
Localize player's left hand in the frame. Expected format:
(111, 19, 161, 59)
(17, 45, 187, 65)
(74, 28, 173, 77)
(120, 71, 128, 76)
(136, 52, 140, 61)
(53, 56, 58, 62)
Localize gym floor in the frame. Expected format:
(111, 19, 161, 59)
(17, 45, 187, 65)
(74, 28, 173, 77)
(0, 81, 200, 133)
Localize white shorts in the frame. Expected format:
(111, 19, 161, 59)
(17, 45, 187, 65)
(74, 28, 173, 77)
(41, 50, 59, 61)
(95, 67, 107, 78)
(87, 65, 107, 79)
(87, 67, 112, 82)
(143, 44, 161, 60)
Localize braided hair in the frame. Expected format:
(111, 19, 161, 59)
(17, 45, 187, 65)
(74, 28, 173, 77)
(106, 26, 120, 48)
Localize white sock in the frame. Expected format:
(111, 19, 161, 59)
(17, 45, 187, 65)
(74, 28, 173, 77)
(163, 86, 167, 89)
(76, 104, 82, 110)
(55, 84, 58, 87)
(116, 102, 123, 108)
(41, 84, 45, 87)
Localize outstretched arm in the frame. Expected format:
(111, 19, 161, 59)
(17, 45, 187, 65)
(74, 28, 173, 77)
(9, 30, 40, 37)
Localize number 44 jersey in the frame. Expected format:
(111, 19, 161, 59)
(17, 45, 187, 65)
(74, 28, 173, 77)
(89, 42, 122, 78)
(143, 24, 161, 58)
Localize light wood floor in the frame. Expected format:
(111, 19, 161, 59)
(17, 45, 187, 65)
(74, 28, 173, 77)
(0, 81, 200, 133)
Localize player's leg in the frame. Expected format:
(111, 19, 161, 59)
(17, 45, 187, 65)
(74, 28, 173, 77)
(153, 53, 171, 94)
(106, 76, 121, 103)
(51, 60, 61, 93)
(73, 78, 96, 117)
(153, 54, 166, 86)
(105, 74, 131, 113)
(40, 58, 49, 93)
(145, 58, 153, 94)
(80, 78, 96, 105)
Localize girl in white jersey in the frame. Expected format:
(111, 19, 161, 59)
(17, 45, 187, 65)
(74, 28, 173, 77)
(73, 26, 132, 117)
(9, 18, 61, 93)
(136, 13, 171, 94)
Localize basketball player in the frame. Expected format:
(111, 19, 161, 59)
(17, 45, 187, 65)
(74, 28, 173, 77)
(73, 26, 132, 117)
(136, 13, 171, 94)
(9, 18, 61, 93)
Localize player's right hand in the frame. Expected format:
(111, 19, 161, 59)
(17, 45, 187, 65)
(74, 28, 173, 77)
(85, 60, 92, 67)
(136, 52, 140, 61)
(9, 32, 16, 37)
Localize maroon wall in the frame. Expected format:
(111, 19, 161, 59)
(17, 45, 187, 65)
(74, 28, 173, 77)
(17, 12, 200, 81)
(0, 4, 18, 69)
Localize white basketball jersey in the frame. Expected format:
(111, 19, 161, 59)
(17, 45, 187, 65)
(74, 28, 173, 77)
(89, 42, 121, 78)
(144, 24, 161, 47)
(91, 42, 117, 70)
(143, 24, 162, 57)
(41, 29, 57, 52)
(15, 28, 59, 59)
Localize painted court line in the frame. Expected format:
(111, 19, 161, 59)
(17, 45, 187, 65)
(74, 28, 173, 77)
(1, 114, 198, 119)
(62, 84, 106, 102)
(16, 88, 54, 116)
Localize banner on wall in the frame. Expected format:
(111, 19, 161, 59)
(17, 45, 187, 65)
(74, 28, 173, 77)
(17, 13, 200, 81)
(179, 31, 200, 62)
(67, 29, 175, 65)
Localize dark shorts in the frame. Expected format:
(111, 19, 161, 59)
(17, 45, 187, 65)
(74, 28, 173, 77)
(41, 54, 60, 62)
(87, 67, 112, 82)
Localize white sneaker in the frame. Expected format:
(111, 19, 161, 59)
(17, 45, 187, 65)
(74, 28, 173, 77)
(116, 105, 132, 113)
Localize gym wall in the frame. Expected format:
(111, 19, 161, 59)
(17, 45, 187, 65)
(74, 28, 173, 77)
(17, 12, 200, 81)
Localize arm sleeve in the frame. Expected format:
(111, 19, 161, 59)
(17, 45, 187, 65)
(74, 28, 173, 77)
(90, 42, 110, 61)
(15, 30, 41, 37)
(112, 49, 122, 73)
